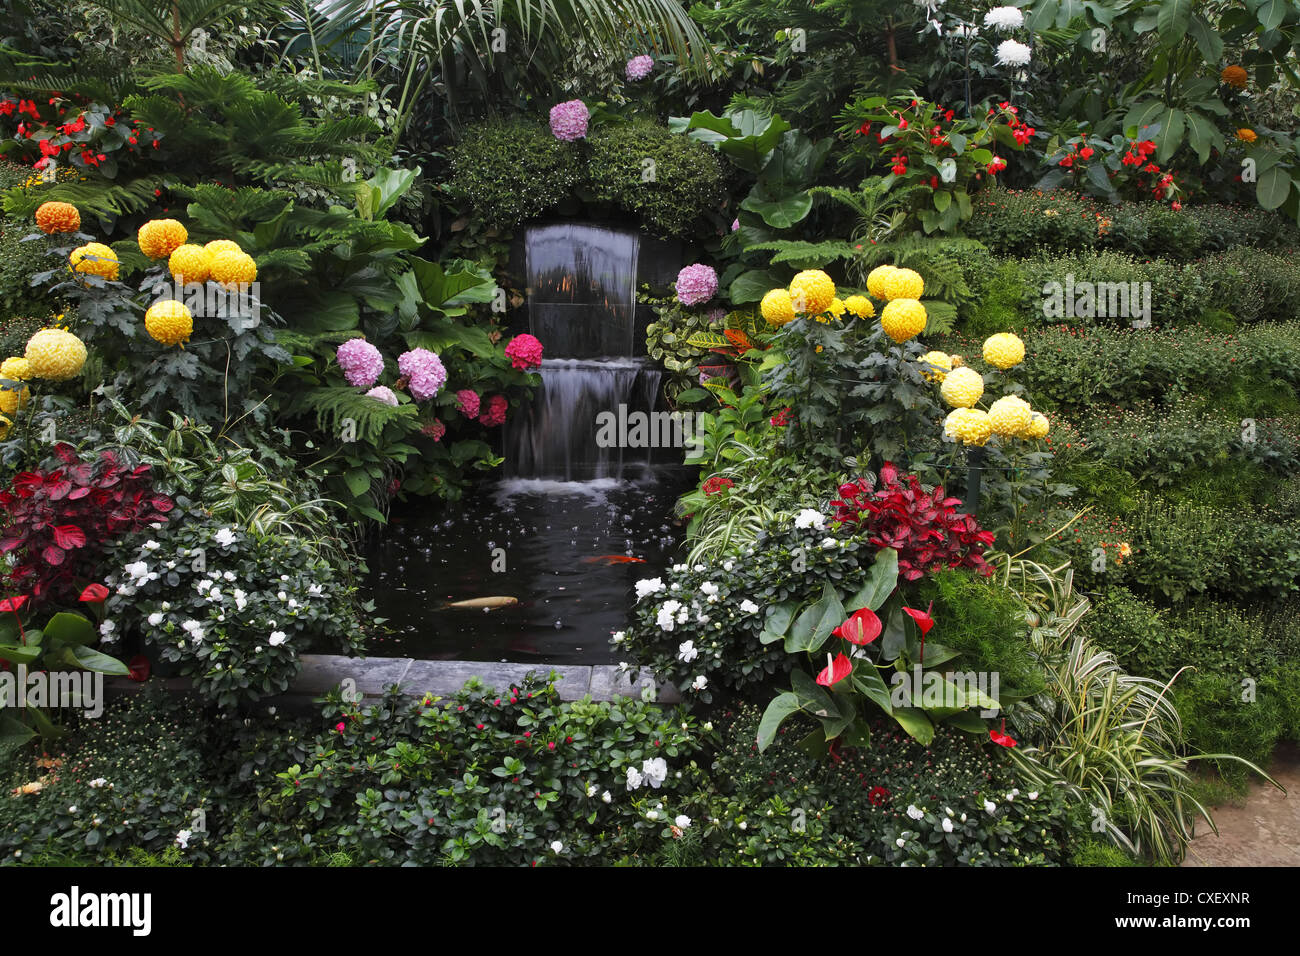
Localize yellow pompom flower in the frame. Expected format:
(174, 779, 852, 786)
(827, 297, 847, 319)
(210, 250, 257, 289)
(168, 244, 212, 284)
(0, 357, 32, 382)
(70, 242, 119, 282)
(982, 332, 1026, 369)
(761, 288, 796, 326)
(988, 395, 1034, 437)
(0, 381, 29, 415)
(940, 366, 984, 408)
(788, 270, 836, 315)
(0, 414, 10, 440)
(1025, 411, 1050, 440)
(880, 267, 924, 301)
(944, 408, 992, 446)
(879, 298, 927, 343)
(204, 239, 243, 257)
(866, 265, 897, 299)
(137, 219, 188, 259)
(35, 201, 81, 235)
(25, 328, 87, 381)
(917, 350, 952, 382)
(843, 294, 875, 319)
(145, 300, 194, 347)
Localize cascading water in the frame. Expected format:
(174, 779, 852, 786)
(506, 223, 663, 481)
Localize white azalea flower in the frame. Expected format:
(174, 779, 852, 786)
(550, 840, 563, 853)
(147, 612, 164, 626)
(675, 815, 691, 829)
(601, 791, 612, 804)
(634, 577, 664, 600)
(642, 757, 668, 789)
(213, 528, 237, 547)
(942, 817, 954, 832)
(907, 804, 924, 821)
(739, 599, 760, 614)
(690, 675, 708, 692)
(677, 640, 698, 663)
(626, 767, 644, 791)
(984, 800, 997, 814)
(794, 509, 825, 530)
(268, 631, 287, 647)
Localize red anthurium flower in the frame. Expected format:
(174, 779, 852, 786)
(833, 607, 881, 646)
(0, 595, 29, 613)
(816, 652, 853, 687)
(989, 719, 1017, 748)
(127, 656, 151, 682)
(79, 583, 110, 603)
(902, 602, 935, 636)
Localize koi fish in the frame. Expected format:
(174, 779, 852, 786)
(443, 596, 520, 609)
(580, 555, 646, 565)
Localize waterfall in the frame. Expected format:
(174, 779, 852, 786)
(507, 223, 664, 481)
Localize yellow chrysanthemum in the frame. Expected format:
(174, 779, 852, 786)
(1025, 411, 1050, 440)
(949, 354, 965, 368)
(879, 298, 927, 344)
(203, 239, 243, 257)
(761, 288, 796, 326)
(144, 300, 194, 347)
(939, 366, 984, 408)
(843, 294, 875, 319)
(988, 395, 1034, 437)
(827, 297, 846, 318)
(0, 357, 32, 382)
(0, 381, 29, 415)
(209, 250, 257, 289)
(1236, 128, 1257, 143)
(137, 219, 189, 260)
(24, 328, 87, 381)
(0, 414, 10, 440)
(169, 244, 212, 284)
(880, 267, 924, 301)
(69, 242, 119, 282)
(866, 265, 897, 299)
(944, 408, 992, 446)
(34, 201, 80, 235)
(982, 332, 1026, 369)
(788, 270, 836, 315)
(917, 350, 952, 382)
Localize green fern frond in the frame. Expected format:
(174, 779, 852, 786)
(745, 239, 859, 268)
(291, 386, 419, 443)
(1, 175, 168, 220)
(273, 329, 361, 353)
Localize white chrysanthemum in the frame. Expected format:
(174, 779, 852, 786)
(983, 6, 1024, 32)
(995, 38, 1032, 66)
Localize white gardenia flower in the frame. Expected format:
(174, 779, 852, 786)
(984, 800, 997, 814)
(794, 509, 825, 531)
(907, 804, 924, 821)
(142, 540, 160, 551)
(699, 581, 719, 597)
(214, 528, 237, 547)
(550, 840, 563, 853)
(586, 784, 598, 797)
(268, 631, 288, 647)
(147, 612, 164, 627)
(611, 630, 626, 644)
(675, 815, 691, 829)
(983, 5, 1024, 31)
(601, 791, 612, 804)
(942, 817, 954, 833)
(995, 38, 1032, 67)
(642, 757, 668, 789)
(677, 640, 698, 663)
(690, 675, 708, 692)
(175, 829, 192, 849)
(634, 577, 665, 600)
(626, 767, 644, 791)
(739, 599, 760, 614)
(99, 620, 115, 635)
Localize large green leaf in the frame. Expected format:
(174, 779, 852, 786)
(0, 642, 41, 665)
(760, 600, 799, 644)
(891, 706, 934, 745)
(728, 268, 785, 304)
(852, 666, 894, 715)
(1156, 0, 1193, 48)
(1257, 166, 1292, 210)
(757, 692, 801, 752)
(68, 645, 129, 676)
(1186, 14, 1223, 64)
(740, 191, 813, 229)
(406, 323, 499, 359)
(362, 165, 419, 221)
(42, 612, 97, 647)
(785, 583, 845, 654)
(845, 547, 899, 612)
(673, 109, 792, 173)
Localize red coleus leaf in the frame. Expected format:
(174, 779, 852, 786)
(0, 595, 29, 613)
(816, 652, 853, 687)
(79, 582, 110, 603)
(52, 525, 86, 549)
(833, 607, 882, 645)
(52, 443, 78, 464)
(40, 544, 66, 566)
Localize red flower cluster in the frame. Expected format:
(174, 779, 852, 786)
(702, 475, 734, 496)
(770, 407, 792, 428)
(829, 462, 995, 580)
(0, 444, 174, 603)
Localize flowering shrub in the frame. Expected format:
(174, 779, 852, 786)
(830, 463, 995, 579)
(549, 99, 589, 141)
(0, 443, 173, 603)
(102, 508, 364, 707)
(336, 338, 385, 388)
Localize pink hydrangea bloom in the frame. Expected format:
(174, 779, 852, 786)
(504, 333, 544, 371)
(549, 100, 589, 141)
(365, 386, 399, 406)
(675, 264, 719, 307)
(626, 55, 654, 81)
(479, 395, 508, 427)
(398, 348, 447, 402)
(421, 419, 446, 442)
(455, 389, 481, 419)
(336, 338, 384, 388)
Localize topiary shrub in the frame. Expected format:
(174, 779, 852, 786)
(585, 120, 725, 238)
(447, 117, 585, 227)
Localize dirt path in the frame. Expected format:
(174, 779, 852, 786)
(1182, 745, 1300, 867)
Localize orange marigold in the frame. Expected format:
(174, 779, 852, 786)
(34, 201, 80, 235)
(1221, 65, 1248, 90)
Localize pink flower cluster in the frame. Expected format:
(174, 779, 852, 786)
(455, 389, 481, 419)
(336, 338, 384, 388)
(421, 419, 447, 442)
(504, 333, 544, 371)
(479, 395, 508, 427)
(626, 55, 654, 81)
(365, 386, 399, 406)
(398, 348, 447, 402)
(549, 100, 589, 141)
(674, 263, 718, 307)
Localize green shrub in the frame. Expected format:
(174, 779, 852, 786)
(1014, 250, 1211, 329)
(0, 216, 60, 316)
(1186, 203, 1300, 253)
(1070, 838, 1141, 866)
(1172, 671, 1287, 789)
(964, 260, 1029, 336)
(448, 117, 585, 227)
(586, 120, 725, 238)
(965, 187, 1099, 255)
(1201, 247, 1300, 324)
